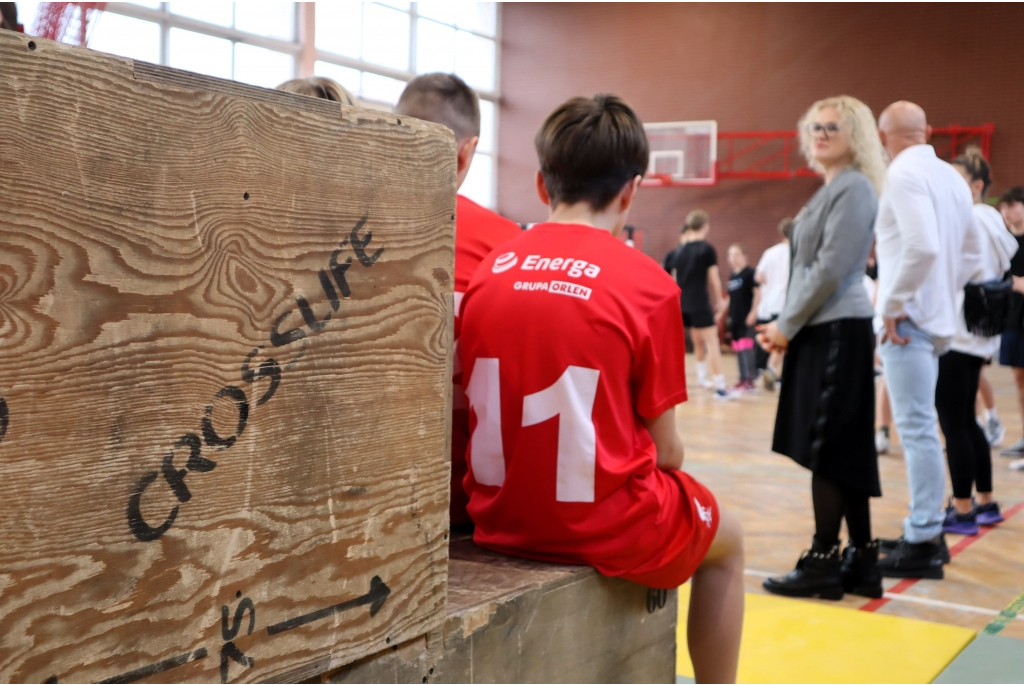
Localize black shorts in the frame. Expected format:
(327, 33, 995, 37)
(1000, 330, 1024, 368)
(683, 309, 715, 329)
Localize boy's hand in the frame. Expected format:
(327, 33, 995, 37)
(745, 311, 757, 327)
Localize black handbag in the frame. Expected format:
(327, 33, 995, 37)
(963, 275, 1014, 337)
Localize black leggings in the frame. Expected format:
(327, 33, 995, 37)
(935, 350, 992, 499)
(812, 473, 871, 548)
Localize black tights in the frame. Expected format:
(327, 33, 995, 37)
(812, 473, 871, 549)
(935, 350, 992, 499)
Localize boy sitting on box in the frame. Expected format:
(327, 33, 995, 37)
(395, 74, 522, 528)
(458, 95, 744, 684)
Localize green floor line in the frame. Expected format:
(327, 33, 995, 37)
(984, 588, 1024, 635)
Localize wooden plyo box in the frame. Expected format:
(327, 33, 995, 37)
(0, 31, 455, 684)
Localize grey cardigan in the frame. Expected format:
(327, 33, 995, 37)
(776, 168, 878, 340)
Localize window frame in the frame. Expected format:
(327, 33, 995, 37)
(101, 2, 502, 208)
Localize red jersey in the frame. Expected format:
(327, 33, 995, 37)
(450, 194, 522, 525)
(459, 222, 698, 577)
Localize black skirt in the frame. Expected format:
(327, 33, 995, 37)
(772, 318, 881, 497)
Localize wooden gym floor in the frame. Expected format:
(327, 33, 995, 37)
(673, 354, 1024, 683)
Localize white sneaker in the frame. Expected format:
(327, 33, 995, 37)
(985, 417, 1006, 447)
(875, 429, 891, 455)
(713, 388, 737, 401)
(1000, 437, 1024, 458)
(1010, 458, 1024, 471)
(699, 378, 714, 390)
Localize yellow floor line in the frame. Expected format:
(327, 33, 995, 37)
(677, 584, 975, 684)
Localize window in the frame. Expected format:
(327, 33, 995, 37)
(16, 2, 501, 208)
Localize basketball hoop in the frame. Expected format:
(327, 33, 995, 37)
(641, 121, 718, 187)
(34, 2, 106, 47)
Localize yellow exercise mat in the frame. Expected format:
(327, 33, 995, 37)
(676, 584, 975, 684)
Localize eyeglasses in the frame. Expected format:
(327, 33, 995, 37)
(807, 122, 841, 139)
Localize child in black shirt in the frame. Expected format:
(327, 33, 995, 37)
(727, 244, 759, 389)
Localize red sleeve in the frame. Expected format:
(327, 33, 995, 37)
(633, 293, 689, 418)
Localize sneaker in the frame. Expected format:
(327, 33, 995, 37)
(738, 380, 757, 393)
(1010, 458, 1024, 471)
(879, 533, 950, 564)
(713, 388, 737, 401)
(875, 428, 891, 455)
(698, 378, 714, 390)
(999, 437, 1024, 457)
(761, 367, 778, 392)
(975, 502, 1004, 526)
(877, 536, 945, 579)
(942, 507, 979, 536)
(986, 416, 1006, 447)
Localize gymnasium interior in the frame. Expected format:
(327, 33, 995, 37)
(2, 3, 1023, 684)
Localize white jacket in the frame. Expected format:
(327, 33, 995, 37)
(952, 203, 1019, 358)
(875, 145, 982, 339)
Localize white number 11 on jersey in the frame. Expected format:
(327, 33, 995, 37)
(466, 359, 600, 503)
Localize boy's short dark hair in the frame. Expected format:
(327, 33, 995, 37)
(395, 73, 480, 142)
(534, 94, 649, 211)
(1001, 185, 1024, 206)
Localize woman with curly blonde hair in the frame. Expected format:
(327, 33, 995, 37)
(758, 95, 887, 600)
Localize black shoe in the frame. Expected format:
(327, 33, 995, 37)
(840, 540, 883, 599)
(879, 532, 950, 564)
(876, 536, 945, 579)
(763, 541, 844, 600)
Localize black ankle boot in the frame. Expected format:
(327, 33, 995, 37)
(840, 540, 883, 599)
(763, 539, 843, 600)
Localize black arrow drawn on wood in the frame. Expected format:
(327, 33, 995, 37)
(265, 576, 390, 636)
(97, 647, 208, 683)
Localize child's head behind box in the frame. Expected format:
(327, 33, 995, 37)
(535, 95, 649, 212)
(396, 73, 481, 189)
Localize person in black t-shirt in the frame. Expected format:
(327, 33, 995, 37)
(663, 210, 732, 399)
(998, 186, 1024, 460)
(726, 244, 759, 390)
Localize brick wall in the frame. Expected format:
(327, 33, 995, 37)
(497, 2, 1024, 269)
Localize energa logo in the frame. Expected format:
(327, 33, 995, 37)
(492, 252, 518, 273)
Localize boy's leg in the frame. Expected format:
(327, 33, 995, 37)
(688, 506, 744, 684)
(740, 345, 756, 383)
(702, 327, 725, 384)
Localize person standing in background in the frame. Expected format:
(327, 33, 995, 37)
(754, 219, 793, 390)
(874, 101, 981, 579)
(759, 95, 885, 600)
(997, 186, 1024, 462)
(664, 210, 733, 400)
(726, 244, 759, 391)
(937, 149, 1015, 535)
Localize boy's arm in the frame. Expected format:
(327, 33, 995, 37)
(642, 406, 684, 471)
(708, 265, 726, 316)
(747, 284, 761, 326)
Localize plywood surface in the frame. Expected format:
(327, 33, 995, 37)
(0, 31, 456, 683)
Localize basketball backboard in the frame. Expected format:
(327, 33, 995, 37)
(642, 120, 717, 187)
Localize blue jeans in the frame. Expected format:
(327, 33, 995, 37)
(879, 319, 949, 543)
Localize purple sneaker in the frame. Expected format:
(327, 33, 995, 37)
(943, 508, 979, 535)
(975, 502, 1004, 526)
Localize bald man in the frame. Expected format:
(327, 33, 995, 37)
(874, 101, 981, 579)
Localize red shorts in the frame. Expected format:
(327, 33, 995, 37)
(619, 470, 719, 589)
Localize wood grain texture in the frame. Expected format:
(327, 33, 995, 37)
(321, 539, 677, 684)
(0, 30, 455, 684)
